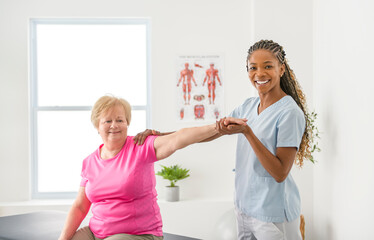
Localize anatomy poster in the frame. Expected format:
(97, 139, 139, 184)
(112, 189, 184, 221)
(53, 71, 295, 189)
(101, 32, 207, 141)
(176, 55, 224, 122)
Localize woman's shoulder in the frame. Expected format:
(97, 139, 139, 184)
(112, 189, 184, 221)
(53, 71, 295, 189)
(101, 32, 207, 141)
(230, 97, 259, 118)
(277, 96, 305, 125)
(246, 96, 259, 103)
(87, 144, 102, 158)
(282, 96, 304, 114)
(125, 135, 152, 147)
(241, 96, 259, 107)
(82, 145, 102, 166)
(126, 135, 157, 151)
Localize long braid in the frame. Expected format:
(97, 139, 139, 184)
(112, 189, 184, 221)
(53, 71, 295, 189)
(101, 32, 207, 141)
(247, 40, 312, 167)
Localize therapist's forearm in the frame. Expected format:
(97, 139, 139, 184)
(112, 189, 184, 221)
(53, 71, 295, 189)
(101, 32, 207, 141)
(243, 127, 295, 183)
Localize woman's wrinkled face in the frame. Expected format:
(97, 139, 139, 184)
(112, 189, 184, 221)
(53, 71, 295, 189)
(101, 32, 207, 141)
(98, 105, 128, 144)
(247, 49, 285, 95)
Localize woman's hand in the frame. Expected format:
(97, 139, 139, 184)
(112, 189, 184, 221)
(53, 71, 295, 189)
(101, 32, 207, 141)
(133, 129, 160, 145)
(217, 117, 249, 135)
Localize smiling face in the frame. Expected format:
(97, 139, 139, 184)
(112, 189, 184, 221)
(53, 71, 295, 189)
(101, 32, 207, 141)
(247, 49, 285, 96)
(98, 104, 128, 145)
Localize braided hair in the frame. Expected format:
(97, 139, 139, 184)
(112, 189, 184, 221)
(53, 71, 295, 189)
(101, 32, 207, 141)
(247, 40, 312, 167)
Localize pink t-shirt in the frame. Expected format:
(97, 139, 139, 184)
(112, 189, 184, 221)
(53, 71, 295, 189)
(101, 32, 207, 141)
(80, 135, 162, 238)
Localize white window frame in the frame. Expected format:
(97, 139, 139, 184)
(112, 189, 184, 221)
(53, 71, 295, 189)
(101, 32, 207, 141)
(29, 18, 152, 199)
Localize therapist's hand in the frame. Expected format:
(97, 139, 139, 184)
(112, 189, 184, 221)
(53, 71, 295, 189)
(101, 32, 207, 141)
(217, 117, 248, 135)
(134, 129, 160, 145)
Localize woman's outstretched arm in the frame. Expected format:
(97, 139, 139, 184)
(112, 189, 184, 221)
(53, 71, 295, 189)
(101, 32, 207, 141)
(153, 123, 219, 160)
(134, 128, 223, 145)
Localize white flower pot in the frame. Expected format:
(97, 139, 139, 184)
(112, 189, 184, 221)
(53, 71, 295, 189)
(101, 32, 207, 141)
(165, 186, 179, 202)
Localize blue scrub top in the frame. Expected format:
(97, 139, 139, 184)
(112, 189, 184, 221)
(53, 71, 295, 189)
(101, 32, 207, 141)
(230, 96, 305, 222)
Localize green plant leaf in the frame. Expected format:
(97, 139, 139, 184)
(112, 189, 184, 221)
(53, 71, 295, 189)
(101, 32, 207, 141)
(307, 110, 322, 164)
(156, 164, 190, 187)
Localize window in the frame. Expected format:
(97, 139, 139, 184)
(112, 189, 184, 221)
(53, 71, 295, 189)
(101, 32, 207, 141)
(30, 19, 151, 198)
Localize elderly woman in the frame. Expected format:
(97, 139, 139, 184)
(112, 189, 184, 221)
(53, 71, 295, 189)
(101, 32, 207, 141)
(58, 95, 219, 240)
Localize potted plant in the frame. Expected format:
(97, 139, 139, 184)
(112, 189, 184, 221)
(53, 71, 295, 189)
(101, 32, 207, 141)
(307, 111, 321, 163)
(156, 164, 190, 202)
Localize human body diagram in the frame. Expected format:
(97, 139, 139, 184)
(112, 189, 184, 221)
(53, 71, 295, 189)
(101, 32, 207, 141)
(177, 63, 197, 105)
(176, 56, 224, 121)
(203, 63, 222, 104)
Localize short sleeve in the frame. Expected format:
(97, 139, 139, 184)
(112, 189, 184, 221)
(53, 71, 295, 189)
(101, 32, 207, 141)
(276, 108, 305, 150)
(229, 105, 240, 118)
(142, 135, 158, 163)
(229, 98, 253, 118)
(80, 158, 88, 187)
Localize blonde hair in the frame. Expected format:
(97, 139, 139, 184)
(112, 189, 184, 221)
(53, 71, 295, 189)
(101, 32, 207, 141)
(247, 40, 312, 167)
(91, 95, 131, 129)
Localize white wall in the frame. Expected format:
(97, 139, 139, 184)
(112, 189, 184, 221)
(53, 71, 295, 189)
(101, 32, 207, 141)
(313, 0, 374, 239)
(0, 0, 315, 238)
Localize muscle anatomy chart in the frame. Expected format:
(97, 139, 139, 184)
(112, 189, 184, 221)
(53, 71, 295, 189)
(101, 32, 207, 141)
(176, 55, 224, 122)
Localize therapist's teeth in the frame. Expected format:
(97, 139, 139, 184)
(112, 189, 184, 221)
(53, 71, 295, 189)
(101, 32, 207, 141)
(257, 80, 269, 84)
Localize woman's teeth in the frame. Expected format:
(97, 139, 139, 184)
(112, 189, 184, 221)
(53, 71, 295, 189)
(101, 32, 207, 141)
(256, 80, 270, 85)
